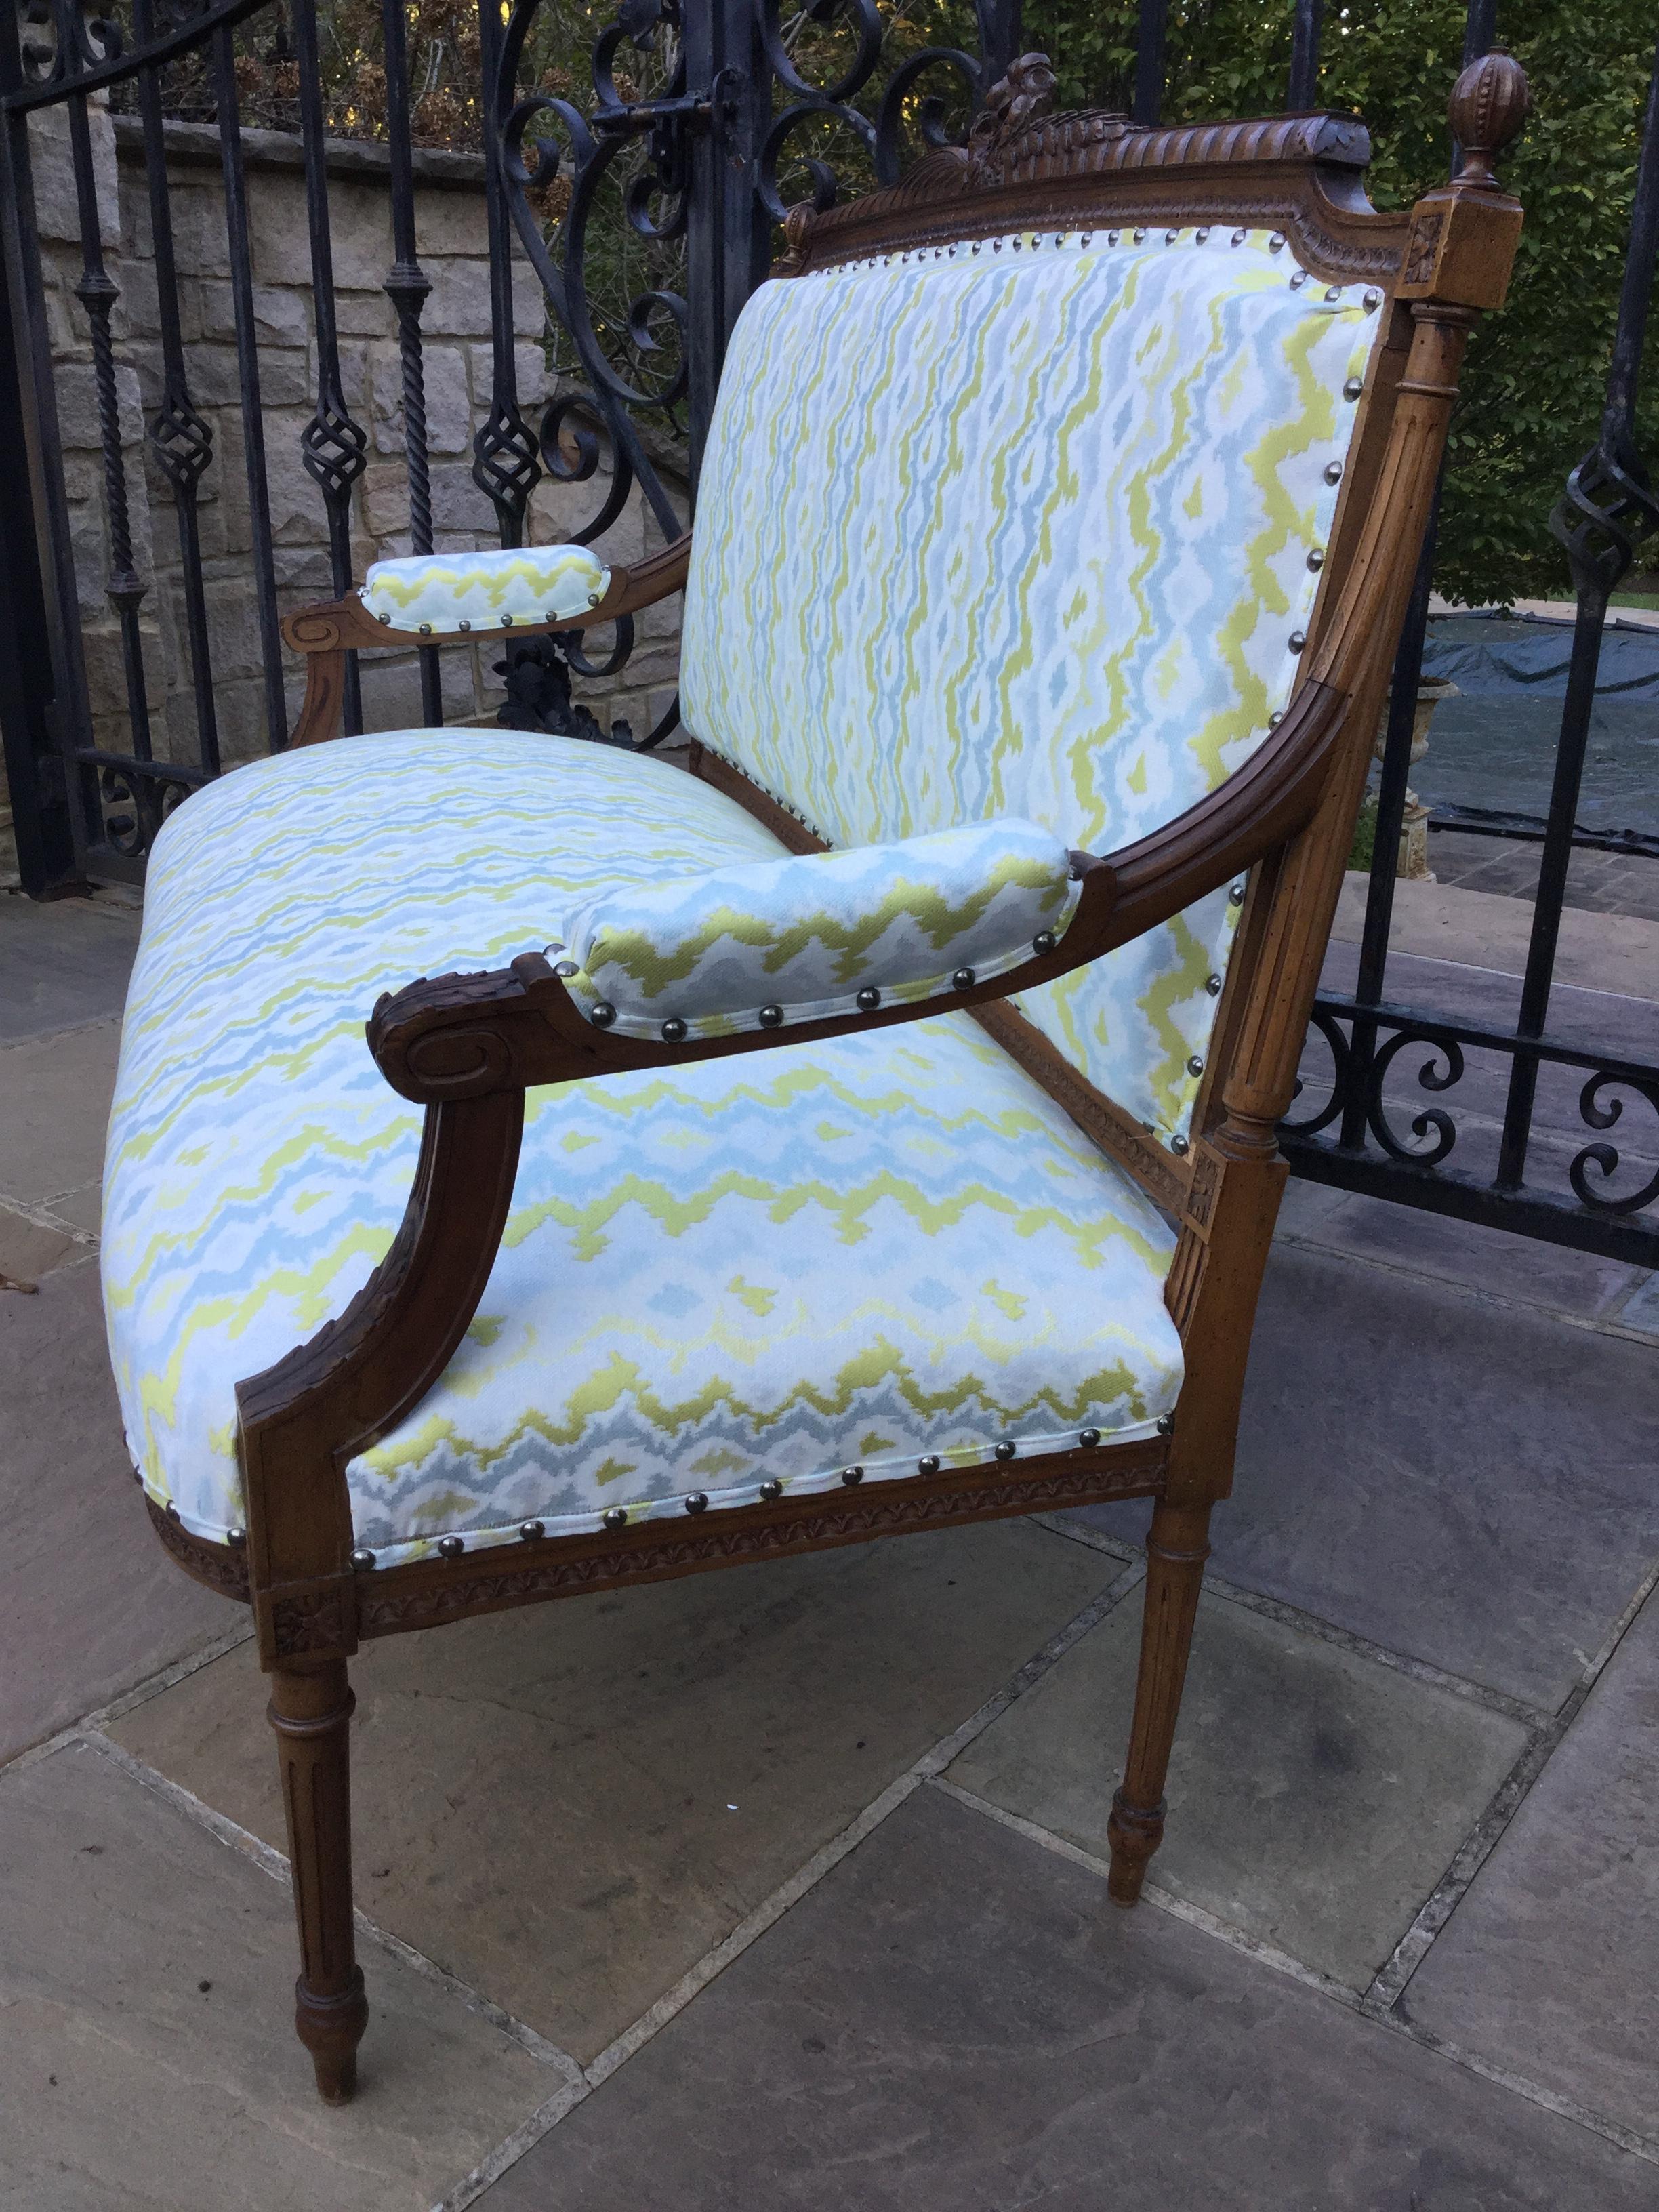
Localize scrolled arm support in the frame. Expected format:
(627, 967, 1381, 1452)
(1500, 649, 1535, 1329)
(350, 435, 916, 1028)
(236, 1086, 525, 1661)
(279, 533, 694, 750)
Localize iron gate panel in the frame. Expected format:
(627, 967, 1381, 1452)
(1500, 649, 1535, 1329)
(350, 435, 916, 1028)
(2, 0, 1658, 1269)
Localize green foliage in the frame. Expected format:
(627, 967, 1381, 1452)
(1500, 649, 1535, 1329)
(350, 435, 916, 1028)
(1023, 0, 1659, 607)
(1347, 790, 1378, 872)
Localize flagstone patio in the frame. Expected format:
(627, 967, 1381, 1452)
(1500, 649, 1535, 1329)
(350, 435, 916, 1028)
(3, 872, 1658, 2210)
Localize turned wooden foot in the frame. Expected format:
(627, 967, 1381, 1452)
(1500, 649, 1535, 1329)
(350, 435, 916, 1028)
(1107, 1497, 1212, 1908)
(269, 1658, 367, 2102)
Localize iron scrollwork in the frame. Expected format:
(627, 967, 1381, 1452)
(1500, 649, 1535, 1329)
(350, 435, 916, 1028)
(1283, 993, 1659, 1253)
(493, 0, 1010, 752)
(1280, 1006, 1353, 1140)
(1364, 1027, 1465, 1168)
(11, 0, 269, 106)
(1286, 1007, 1464, 1167)
(97, 760, 196, 855)
(1570, 1073, 1659, 1216)
(1285, 1005, 1467, 1168)
(499, 0, 693, 545)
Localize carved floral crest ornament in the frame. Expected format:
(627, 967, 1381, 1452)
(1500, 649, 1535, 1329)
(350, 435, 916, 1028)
(104, 52, 1528, 2101)
(966, 49, 1062, 157)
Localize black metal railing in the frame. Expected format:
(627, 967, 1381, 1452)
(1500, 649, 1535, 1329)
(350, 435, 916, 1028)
(1, 0, 1657, 1269)
(1275, 12, 1659, 1264)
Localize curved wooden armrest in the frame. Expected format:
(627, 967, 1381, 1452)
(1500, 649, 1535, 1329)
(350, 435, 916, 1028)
(280, 533, 693, 749)
(366, 669, 1349, 1107)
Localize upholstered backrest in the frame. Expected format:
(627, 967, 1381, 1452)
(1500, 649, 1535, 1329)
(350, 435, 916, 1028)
(679, 225, 1378, 1153)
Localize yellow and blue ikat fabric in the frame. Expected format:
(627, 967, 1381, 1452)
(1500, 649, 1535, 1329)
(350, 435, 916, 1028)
(680, 226, 1378, 1150)
(562, 817, 1079, 1039)
(102, 731, 1181, 1566)
(361, 542, 609, 632)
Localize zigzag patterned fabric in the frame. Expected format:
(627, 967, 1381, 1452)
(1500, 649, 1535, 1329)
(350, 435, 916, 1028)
(560, 817, 1079, 1039)
(681, 226, 1378, 1151)
(102, 731, 1181, 1568)
(362, 543, 609, 632)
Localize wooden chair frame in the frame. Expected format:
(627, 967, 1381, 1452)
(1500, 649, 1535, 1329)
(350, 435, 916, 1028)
(145, 50, 1528, 2102)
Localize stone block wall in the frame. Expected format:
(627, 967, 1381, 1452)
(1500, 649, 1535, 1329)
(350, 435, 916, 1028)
(8, 97, 686, 882)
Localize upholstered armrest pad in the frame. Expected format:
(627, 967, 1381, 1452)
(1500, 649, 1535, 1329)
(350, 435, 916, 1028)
(559, 818, 1080, 1039)
(361, 544, 610, 634)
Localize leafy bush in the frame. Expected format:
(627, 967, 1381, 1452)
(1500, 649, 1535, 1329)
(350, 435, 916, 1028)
(1023, 0, 1659, 606)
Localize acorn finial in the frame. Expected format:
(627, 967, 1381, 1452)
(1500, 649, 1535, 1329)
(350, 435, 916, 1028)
(1450, 47, 1530, 192)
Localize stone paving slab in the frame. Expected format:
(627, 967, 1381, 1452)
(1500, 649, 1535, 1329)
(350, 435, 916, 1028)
(949, 1585, 1529, 1990)
(2, 1258, 239, 1762)
(1074, 1241, 1659, 1713)
(1402, 1587, 1659, 2142)
(110, 1522, 1116, 2063)
(1424, 832, 1550, 900)
(0, 1200, 83, 1288)
(1281, 1186, 1647, 1322)
(0, 1015, 121, 1218)
(0, 891, 140, 1046)
(1426, 830, 1659, 924)
(1616, 1269, 1659, 1336)
(0, 1739, 552, 2212)
(476, 1784, 1655, 2211)
(1330, 876, 1659, 1002)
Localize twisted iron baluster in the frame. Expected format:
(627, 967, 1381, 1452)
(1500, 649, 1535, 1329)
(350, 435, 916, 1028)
(381, 0, 441, 724)
(472, 0, 541, 546)
(293, 0, 367, 733)
(67, 85, 153, 766)
(134, 0, 218, 773)
(1496, 35, 1659, 1193)
(211, 24, 289, 752)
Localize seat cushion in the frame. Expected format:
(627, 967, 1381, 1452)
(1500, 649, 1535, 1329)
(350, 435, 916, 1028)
(103, 730, 1182, 1569)
(680, 224, 1377, 1153)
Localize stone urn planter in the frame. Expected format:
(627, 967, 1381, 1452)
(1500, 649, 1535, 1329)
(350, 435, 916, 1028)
(1373, 674, 1459, 879)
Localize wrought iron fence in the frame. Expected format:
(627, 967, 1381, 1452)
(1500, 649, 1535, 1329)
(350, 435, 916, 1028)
(1272, 11, 1659, 1264)
(1, 0, 1658, 1267)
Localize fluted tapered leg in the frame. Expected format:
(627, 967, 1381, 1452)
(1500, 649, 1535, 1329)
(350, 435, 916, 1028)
(1107, 1498, 1212, 1906)
(269, 1658, 367, 2102)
